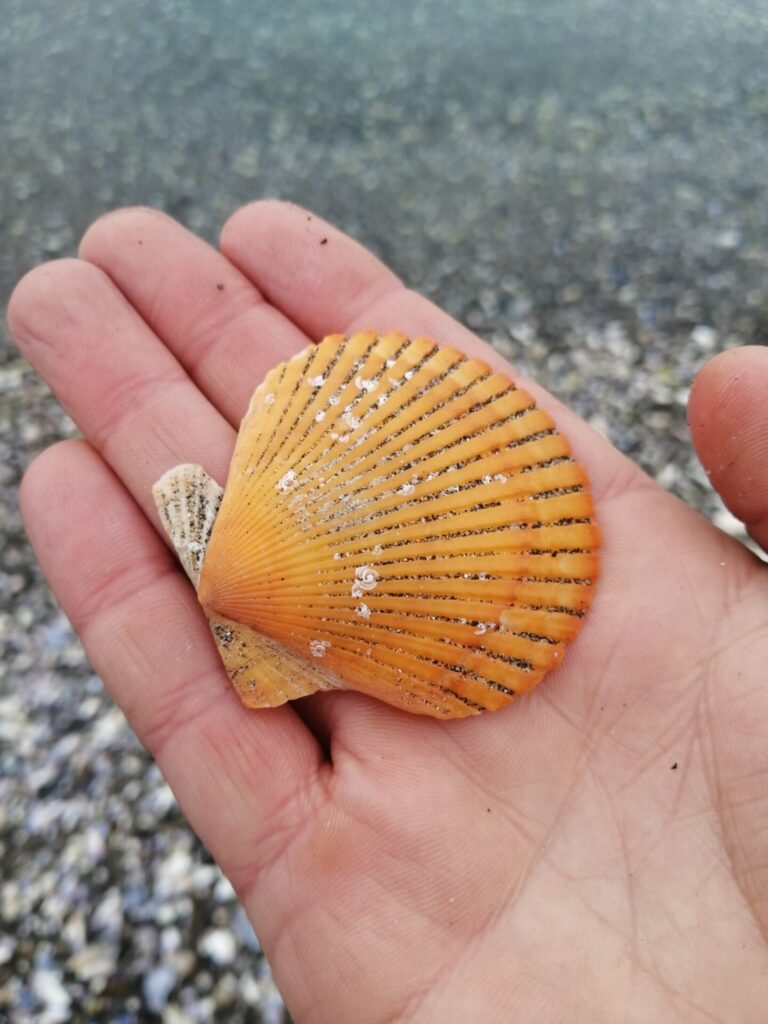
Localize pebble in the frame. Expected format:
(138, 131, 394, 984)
(231, 904, 262, 953)
(162, 1006, 195, 1024)
(143, 964, 179, 1014)
(30, 968, 71, 1022)
(91, 887, 123, 937)
(67, 943, 118, 982)
(691, 325, 718, 351)
(0, 935, 16, 965)
(198, 928, 237, 966)
(712, 505, 747, 539)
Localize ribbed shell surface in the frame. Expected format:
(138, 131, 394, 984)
(197, 331, 600, 717)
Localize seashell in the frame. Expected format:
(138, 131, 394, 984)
(153, 331, 599, 718)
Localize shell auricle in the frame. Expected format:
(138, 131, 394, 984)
(153, 331, 599, 718)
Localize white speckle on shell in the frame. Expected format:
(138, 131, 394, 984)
(308, 375, 326, 387)
(277, 470, 297, 493)
(309, 639, 331, 658)
(342, 410, 362, 430)
(351, 565, 379, 598)
(315, 410, 326, 423)
(355, 376, 377, 392)
(356, 603, 371, 619)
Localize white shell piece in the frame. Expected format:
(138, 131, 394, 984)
(152, 464, 223, 588)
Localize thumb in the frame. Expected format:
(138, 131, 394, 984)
(688, 345, 768, 554)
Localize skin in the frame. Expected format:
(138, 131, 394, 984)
(8, 200, 768, 1022)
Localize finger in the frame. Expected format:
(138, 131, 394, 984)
(78, 207, 310, 425)
(220, 200, 640, 501)
(7, 258, 234, 521)
(221, 200, 402, 341)
(689, 345, 768, 552)
(21, 439, 323, 896)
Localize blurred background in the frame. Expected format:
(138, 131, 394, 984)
(2, 0, 767, 1020)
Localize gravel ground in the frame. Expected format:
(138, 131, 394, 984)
(2, 0, 768, 1020)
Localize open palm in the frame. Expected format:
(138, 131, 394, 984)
(10, 201, 768, 1022)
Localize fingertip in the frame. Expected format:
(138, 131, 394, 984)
(78, 205, 173, 260)
(688, 344, 768, 467)
(20, 440, 102, 545)
(7, 259, 91, 342)
(689, 345, 768, 548)
(219, 198, 310, 250)
(219, 199, 401, 338)
(689, 343, 766, 423)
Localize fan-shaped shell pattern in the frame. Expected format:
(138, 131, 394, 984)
(185, 330, 600, 718)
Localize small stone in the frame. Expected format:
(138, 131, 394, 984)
(713, 507, 744, 538)
(0, 934, 15, 964)
(656, 463, 680, 490)
(67, 943, 118, 981)
(91, 887, 123, 937)
(62, 912, 87, 951)
(143, 964, 178, 1013)
(213, 875, 236, 903)
(231, 904, 261, 952)
(190, 864, 219, 893)
(240, 972, 262, 1005)
(30, 968, 71, 1022)
(155, 847, 194, 899)
(691, 325, 718, 351)
(160, 927, 182, 957)
(715, 228, 740, 249)
(198, 927, 237, 965)
(162, 1006, 195, 1024)
(84, 824, 107, 864)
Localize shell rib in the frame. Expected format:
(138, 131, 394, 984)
(154, 331, 600, 718)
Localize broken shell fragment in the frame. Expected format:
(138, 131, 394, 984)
(153, 331, 599, 718)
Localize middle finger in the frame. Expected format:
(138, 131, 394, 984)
(78, 206, 312, 425)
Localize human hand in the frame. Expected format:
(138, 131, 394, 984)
(9, 201, 768, 1022)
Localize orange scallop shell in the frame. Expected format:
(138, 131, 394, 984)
(154, 331, 599, 718)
